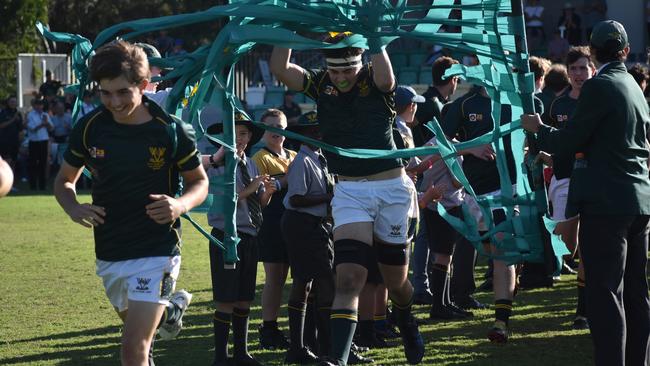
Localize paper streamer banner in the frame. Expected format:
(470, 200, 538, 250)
(38, 0, 562, 267)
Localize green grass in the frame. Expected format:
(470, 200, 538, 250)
(0, 194, 593, 365)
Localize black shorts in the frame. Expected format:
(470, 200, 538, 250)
(209, 228, 259, 303)
(424, 205, 462, 256)
(479, 208, 507, 244)
(281, 210, 333, 281)
(258, 200, 289, 263)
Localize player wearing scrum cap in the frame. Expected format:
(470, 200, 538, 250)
(270, 32, 424, 366)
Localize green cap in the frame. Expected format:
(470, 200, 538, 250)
(590, 20, 628, 51)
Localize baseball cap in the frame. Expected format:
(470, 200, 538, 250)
(395, 85, 425, 106)
(590, 20, 628, 51)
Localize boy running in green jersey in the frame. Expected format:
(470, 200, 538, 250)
(54, 40, 208, 366)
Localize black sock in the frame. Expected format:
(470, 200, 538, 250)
(429, 263, 449, 308)
(316, 306, 331, 356)
(288, 300, 307, 349)
(359, 319, 374, 339)
(494, 299, 513, 325)
(263, 320, 278, 329)
(304, 299, 318, 351)
(373, 314, 387, 333)
(392, 295, 415, 329)
(232, 307, 250, 358)
(576, 277, 587, 317)
(329, 309, 357, 364)
(213, 310, 232, 362)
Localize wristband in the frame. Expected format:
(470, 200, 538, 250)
(367, 37, 384, 55)
(209, 154, 219, 168)
(274, 179, 282, 191)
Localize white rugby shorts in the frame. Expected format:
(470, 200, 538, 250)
(332, 174, 418, 244)
(549, 176, 578, 222)
(96, 256, 181, 312)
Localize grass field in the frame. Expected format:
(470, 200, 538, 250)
(0, 193, 594, 365)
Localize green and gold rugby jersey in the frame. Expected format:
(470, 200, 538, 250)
(442, 86, 516, 195)
(542, 94, 578, 180)
(302, 64, 403, 177)
(64, 97, 201, 261)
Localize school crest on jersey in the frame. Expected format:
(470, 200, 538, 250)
(324, 85, 339, 96)
(147, 147, 166, 170)
(88, 146, 105, 159)
(469, 113, 483, 122)
(357, 79, 370, 97)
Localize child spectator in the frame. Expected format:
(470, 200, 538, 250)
(203, 111, 275, 366)
(281, 111, 336, 363)
(252, 109, 297, 350)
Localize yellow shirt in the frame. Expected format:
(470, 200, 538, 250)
(252, 147, 297, 176)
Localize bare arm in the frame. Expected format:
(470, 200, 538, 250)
(239, 175, 268, 201)
(177, 166, 209, 211)
(270, 47, 307, 91)
(0, 157, 13, 198)
(54, 161, 105, 228)
(201, 146, 225, 170)
(370, 49, 396, 93)
(260, 179, 277, 207)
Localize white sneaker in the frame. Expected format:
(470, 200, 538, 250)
(158, 289, 193, 340)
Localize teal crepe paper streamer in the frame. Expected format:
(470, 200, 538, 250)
(36, 0, 550, 265)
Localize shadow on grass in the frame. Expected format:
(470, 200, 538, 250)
(1, 280, 594, 366)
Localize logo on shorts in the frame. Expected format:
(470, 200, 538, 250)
(147, 147, 166, 170)
(469, 113, 483, 122)
(136, 277, 151, 291)
(390, 224, 402, 237)
(556, 114, 569, 122)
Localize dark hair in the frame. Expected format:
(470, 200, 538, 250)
(544, 64, 570, 93)
(591, 41, 627, 64)
(432, 56, 460, 86)
(565, 46, 594, 68)
(89, 40, 151, 84)
(628, 63, 649, 85)
(529, 56, 551, 81)
(321, 33, 364, 59)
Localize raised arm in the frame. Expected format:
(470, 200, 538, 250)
(369, 46, 395, 92)
(270, 47, 307, 91)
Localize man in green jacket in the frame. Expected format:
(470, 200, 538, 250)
(522, 20, 650, 366)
